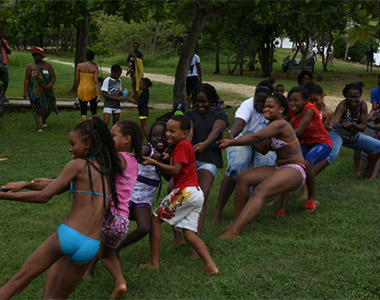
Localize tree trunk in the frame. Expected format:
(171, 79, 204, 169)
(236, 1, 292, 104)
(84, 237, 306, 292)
(248, 50, 256, 71)
(173, 2, 207, 110)
(323, 31, 334, 72)
(214, 39, 220, 74)
(260, 39, 274, 77)
(72, 11, 88, 91)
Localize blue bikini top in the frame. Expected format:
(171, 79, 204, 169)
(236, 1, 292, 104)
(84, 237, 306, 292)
(70, 181, 110, 199)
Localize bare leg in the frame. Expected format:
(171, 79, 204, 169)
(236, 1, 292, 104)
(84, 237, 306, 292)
(81, 115, 87, 121)
(211, 175, 236, 225)
(103, 113, 111, 126)
(100, 244, 127, 299)
(139, 216, 161, 269)
(363, 153, 380, 179)
(48, 258, 91, 299)
(112, 113, 120, 126)
(304, 161, 316, 202)
(132, 77, 138, 100)
(220, 167, 302, 239)
(369, 159, 380, 180)
(171, 227, 184, 248)
(297, 183, 308, 201)
(313, 160, 329, 176)
(190, 169, 214, 257)
(0, 233, 63, 299)
(117, 207, 151, 250)
(353, 150, 361, 173)
(42, 111, 51, 127)
(140, 118, 149, 141)
(34, 114, 42, 131)
(44, 256, 70, 298)
(183, 229, 219, 274)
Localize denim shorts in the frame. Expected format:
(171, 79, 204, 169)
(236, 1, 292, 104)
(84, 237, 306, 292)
(326, 131, 380, 164)
(225, 145, 276, 180)
(301, 143, 331, 166)
(196, 161, 217, 178)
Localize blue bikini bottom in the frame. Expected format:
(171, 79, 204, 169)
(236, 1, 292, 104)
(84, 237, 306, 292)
(57, 224, 100, 263)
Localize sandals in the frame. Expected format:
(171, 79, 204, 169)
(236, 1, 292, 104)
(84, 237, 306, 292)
(305, 200, 320, 213)
(276, 209, 286, 216)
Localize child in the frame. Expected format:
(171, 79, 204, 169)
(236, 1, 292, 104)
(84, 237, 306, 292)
(98, 120, 142, 299)
(102, 65, 128, 126)
(0, 117, 122, 299)
(117, 121, 169, 252)
(139, 115, 219, 274)
(180, 83, 228, 253)
(275, 84, 285, 95)
(218, 94, 306, 239)
(137, 78, 152, 140)
(307, 83, 333, 127)
(288, 86, 332, 212)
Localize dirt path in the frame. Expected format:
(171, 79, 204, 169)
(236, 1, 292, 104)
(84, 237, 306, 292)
(49, 59, 341, 109)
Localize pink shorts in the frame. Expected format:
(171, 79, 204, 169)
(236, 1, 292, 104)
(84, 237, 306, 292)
(102, 212, 130, 248)
(275, 162, 306, 186)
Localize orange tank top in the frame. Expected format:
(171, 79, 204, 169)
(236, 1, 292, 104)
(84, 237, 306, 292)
(77, 63, 97, 101)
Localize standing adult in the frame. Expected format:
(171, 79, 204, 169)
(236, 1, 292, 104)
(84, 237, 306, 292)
(211, 80, 276, 225)
(186, 54, 202, 105)
(23, 47, 56, 132)
(0, 31, 11, 99)
(0, 32, 10, 117)
(367, 44, 376, 72)
(75, 50, 101, 121)
(126, 42, 143, 100)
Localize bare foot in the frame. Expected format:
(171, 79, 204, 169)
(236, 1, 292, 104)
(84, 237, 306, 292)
(352, 167, 360, 174)
(170, 239, 184, 249)
(219, 230, 240, 240)
(110, 282, 127, 299)
(202, 265, 219, 275)
(266, 194, 280, 206)
(138, 262, 159, 270)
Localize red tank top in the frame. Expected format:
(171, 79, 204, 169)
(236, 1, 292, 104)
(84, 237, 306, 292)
(290, 102, 332, 148)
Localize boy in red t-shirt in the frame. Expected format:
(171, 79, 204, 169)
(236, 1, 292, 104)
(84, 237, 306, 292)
(139, 115, 218, 274)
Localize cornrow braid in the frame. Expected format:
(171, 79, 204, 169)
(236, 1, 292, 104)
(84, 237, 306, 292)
(116, 120, 143, 162)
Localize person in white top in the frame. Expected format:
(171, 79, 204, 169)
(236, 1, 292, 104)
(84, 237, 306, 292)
(186, 54, 202, 104)
(211, 79, 277, 225)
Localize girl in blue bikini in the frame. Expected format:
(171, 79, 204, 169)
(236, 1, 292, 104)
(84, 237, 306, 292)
(218, 94, 306, 239)
(0, 117, 122, 299)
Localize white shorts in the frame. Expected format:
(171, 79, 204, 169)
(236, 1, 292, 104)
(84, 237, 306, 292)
(104, 107, 121, 114)
(153, 186, 204, 233)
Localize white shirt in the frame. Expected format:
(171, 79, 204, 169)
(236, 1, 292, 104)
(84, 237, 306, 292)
(234, 98, 269, 138)
(187, 54, 200, 77)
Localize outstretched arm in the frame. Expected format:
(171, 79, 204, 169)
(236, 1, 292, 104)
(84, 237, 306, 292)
(1, 180, 52, 192)
(0, 160, 80, 203)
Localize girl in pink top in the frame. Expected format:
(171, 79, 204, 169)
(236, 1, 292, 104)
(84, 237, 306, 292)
(96, 120, 142, 299)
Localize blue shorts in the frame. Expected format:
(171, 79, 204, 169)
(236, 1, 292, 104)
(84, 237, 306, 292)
(301, 143, 331, 166)
(225, 145, 276, 180)
(196, 161, 217, 178)
(57, 224, 100, 263)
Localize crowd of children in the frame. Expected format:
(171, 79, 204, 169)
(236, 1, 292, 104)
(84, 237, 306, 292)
(2, 61, 380, 298)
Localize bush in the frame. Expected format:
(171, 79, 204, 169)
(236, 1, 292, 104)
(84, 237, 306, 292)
(333, 35, 376, 63)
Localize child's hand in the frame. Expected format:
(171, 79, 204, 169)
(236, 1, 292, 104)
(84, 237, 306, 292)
(218, 139, 232, 149)
(194, 142, 207, 152)
(1, 181, 28, 192)
(142, 156, 156, 166)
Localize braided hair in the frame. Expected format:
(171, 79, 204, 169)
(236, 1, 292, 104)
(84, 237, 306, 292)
(116, 120, 143, 162)
(72, 117, 122, 216)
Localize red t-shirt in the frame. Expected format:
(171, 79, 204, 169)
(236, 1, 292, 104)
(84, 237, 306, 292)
(171, 139, 199, 189)
(290, 102, 332, 148)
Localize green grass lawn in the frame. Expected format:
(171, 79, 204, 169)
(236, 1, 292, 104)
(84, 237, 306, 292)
(1, 109, 380, 299)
